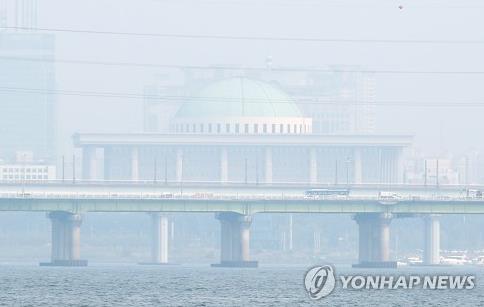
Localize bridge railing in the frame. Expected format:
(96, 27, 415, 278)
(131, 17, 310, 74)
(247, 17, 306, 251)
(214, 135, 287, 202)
(0, 191, 483, 202)
(0, 179, 483, 191)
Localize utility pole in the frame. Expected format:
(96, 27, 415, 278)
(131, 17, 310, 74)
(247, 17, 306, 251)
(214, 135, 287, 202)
(436, 159, 439, 186)
(424, 159, 427, 186)
(153, 157, 157, 183)
(244, 158, 248, 184)
(334, 160, 338, 185)
(255, 157, 259, 185)
(164, 156, 168, 184)
(72, 154, 76, 183)
(62, 155, 65, 182)
(345, 157, 351, 186)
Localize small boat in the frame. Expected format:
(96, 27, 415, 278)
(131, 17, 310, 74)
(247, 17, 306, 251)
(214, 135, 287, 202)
(440, 255, 471, 265)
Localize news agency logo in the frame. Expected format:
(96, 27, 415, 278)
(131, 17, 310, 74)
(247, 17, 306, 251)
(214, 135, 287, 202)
(304, 264, 476, 301)
(304, 265, 336, 300)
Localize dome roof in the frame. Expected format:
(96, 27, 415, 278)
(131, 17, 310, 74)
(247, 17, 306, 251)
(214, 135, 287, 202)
(175, 77, 303, 118)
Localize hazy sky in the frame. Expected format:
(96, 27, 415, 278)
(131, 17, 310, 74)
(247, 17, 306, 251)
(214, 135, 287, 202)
(29, 0, 484, 157)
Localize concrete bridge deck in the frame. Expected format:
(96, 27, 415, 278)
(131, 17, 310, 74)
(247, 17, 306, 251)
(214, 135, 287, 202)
(0, 192, 484, 214)
(0, 181, 482, 214)
(0, 181, 481, 267)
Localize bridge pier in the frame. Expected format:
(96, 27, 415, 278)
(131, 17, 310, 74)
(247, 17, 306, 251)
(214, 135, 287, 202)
(423, 214, 440, 265)
(353, 213, 396, 268)
(140, 213, 172, 265)
(212, 212, 258, 268)
(40, 212, 87, 266)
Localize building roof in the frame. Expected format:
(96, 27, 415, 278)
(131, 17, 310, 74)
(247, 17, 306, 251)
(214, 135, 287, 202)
(73, 133, 413, 148)
(174, 77, 303, 118)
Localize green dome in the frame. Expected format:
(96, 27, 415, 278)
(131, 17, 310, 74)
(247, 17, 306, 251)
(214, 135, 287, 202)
(175, 77, 303, 118)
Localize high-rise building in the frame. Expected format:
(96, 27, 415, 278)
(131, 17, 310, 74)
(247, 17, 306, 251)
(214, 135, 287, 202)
(289, 67, 376, 134)
(0, 0, 38, 29)
(0, 0, 56, 162)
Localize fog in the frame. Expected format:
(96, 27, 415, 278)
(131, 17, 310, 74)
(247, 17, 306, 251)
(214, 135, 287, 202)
(1, 0, 484, 265)
(35, 0, 484, 156)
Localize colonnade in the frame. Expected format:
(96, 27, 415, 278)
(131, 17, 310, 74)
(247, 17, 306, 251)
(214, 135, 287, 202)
(81, 145, 403, 184)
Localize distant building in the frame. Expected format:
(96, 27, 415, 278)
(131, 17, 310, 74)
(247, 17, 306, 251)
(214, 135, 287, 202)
(455, 151, 484, 184)
(405, 155, 460, 185)
(0, 0, 38, 29)
(283, 67, 376, 134)
(77, 77, 410, 184)
(0, 150, 56, 182)
(0, 1, 56, 162)
(142, 65, 376, 135)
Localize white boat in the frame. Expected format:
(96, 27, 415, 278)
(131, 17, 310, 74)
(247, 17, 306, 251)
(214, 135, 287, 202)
(440, 255, 471, 265)
(472, 256, 484, 266)
(407, 256, 423, 265)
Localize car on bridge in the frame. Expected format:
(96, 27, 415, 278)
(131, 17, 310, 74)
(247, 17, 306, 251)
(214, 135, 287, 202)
(466, 189, 483, 199)
(304, 188, 350, 199)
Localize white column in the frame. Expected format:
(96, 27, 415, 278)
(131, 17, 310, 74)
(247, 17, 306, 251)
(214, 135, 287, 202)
(288, 214, 293, 251)
(69, 215, 82, 261)
(131, 147, 139, 181)
(220, 147, 228, 183)
(51, 217, 61, 261)
(355, 213, 392, 263)
(214, 213, 257, 267)
(265, 147, 272, 184)
(152, 213, 169, 264)
(48, 212, 83, 262)
(379, 218, 391, 262)
(240, 218, 251, 262)
(176, 148, 183, 182)
(423, 215, 440, 265)
(396, 149, 404, 184)
(354, 148, 362, 184)
(220, 218, 233, 262)
(103, 146, 111, 180)
(82, 147, 97, 180)
(309, 148, 318, 184)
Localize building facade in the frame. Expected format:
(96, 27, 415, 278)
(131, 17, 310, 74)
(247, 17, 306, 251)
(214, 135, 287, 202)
(0, 0, 56, 162)
(76, 77, 410, 184)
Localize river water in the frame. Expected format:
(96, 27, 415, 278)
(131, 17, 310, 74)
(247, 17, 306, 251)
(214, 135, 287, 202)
(0, 264, 482, 306)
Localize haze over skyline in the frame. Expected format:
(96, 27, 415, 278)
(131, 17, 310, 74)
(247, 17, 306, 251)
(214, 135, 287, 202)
(0, 0, 476, 158)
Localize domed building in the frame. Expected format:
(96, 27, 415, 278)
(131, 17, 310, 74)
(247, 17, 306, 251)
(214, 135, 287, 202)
(75, 77, 411, 185)
(172, 77, 312, 135)
(72, 77, 412, 268)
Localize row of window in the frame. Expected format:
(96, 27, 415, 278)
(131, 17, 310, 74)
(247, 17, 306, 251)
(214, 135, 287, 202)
(174, 123, 310, 134)
(2, 175, 49, 180)
(0, 167, 50, 173)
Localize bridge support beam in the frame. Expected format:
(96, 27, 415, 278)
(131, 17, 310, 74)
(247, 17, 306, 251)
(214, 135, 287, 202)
(139, 213, 172, 265)
(423, 214, 440, 265)
(212, 212, 258, 268)
(40, 212, 87, 266)
(353, 213, 396, 268)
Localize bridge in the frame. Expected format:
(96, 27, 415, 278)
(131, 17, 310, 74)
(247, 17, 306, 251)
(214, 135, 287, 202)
(0, 180, 483, 268)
